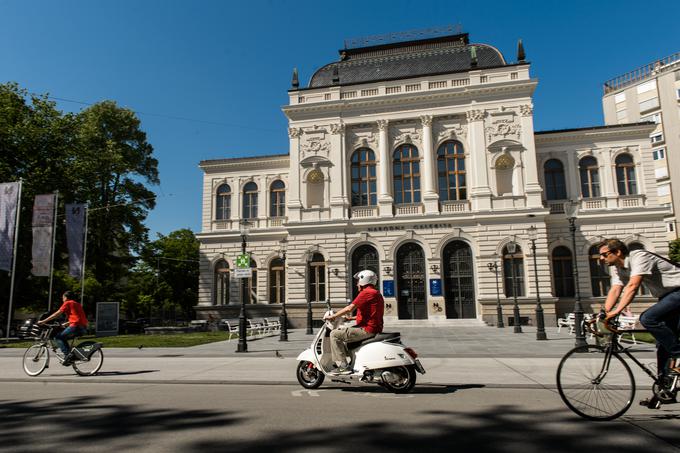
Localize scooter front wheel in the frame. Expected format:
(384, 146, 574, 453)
(381, 365, 417, 393)
(296, 361, 325, 389)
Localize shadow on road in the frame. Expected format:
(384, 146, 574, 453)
(337, 384, 485, 395)
(95, 370, 160, 376)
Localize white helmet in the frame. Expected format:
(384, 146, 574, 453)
(354, 269, 378, 286)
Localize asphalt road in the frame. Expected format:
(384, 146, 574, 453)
(2, 381, 680, 453)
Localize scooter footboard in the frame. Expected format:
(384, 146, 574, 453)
(354, 342, 415, 370)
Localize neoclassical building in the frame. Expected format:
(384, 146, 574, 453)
(196, 31, 668, 326)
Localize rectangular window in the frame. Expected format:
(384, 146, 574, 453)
(639, 97, 659, 112)
(658, 185, 671, 196)
(669, 222, 675, 233)
(510, 72, 518, 80)
(615, 92, 626, 104)
(637, 80, 656, 94)
(641, 112, 661, 124)
(653, 148, 666, 160)
(677, 88, 680, 99)
(651, 133, 664, 143)
(616, 109, 627, 122)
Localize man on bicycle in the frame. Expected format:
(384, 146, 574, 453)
(38, 291, 88, 366)
(600, 239, 680, 383)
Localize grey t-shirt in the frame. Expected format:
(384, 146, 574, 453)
(611, 249, 680, 298)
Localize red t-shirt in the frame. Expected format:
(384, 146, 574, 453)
(59, 299, 88, 327)
(352, 285, 384, 334)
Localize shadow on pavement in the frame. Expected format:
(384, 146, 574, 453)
(0, 395, 244, 447)
(337, 384, 485, 395)
(95, 370, 160, 376)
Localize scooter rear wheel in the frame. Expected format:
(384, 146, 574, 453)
(297, 361, 325, 389)
(381, 365, 417, 393)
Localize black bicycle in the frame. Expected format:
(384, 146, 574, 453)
(556, 316, 677, 420)
(22, 322, 104, 377)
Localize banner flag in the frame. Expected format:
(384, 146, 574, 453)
(31, 194, 56, 276)
(66, 203, 86, 277)
(0, 182, 21, 271)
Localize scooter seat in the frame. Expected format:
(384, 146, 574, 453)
(347, 332, 401, 350)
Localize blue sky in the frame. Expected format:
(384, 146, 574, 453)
(1, 0, 678, 237)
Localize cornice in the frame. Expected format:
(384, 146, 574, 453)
(282, 80, 538, 119)
(200, 156, 290, 173)
(534, 124, 656, 144)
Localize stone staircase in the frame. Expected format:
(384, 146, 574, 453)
(384, 318, 489, 328)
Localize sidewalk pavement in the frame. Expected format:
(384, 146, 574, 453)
(0, 325, 658, 388)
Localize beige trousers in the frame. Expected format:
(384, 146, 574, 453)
(330, 327, 375, 366)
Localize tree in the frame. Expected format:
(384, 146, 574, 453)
(669, 239, 680, 263)
(0, 83, 160, 315)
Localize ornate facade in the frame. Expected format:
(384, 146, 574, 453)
(196, 32, 668, 326)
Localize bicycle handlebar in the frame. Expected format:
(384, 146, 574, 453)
(584, 316, 624, 336)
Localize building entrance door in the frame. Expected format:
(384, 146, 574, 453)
(443, 240, 476, 319)
(396, 243, 427, 319)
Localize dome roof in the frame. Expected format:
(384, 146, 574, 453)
(307, 33, 507, 89)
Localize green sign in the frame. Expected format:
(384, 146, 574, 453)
(236, 254, 250, 268)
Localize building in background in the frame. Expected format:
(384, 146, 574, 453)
(196, 29, 668, 327)
(602, 53, 680, 238)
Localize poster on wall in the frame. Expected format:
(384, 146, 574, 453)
(382, 280, 394, 297)
(96, 301, 119, 337)
(430, 279, 442, 296)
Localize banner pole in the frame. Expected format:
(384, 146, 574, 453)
(6, 180, 22, 339)
(47, 191, 59, 312)
(80, 205, 89, 308)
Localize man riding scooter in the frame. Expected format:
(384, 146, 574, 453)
(323, 270, 383, 374)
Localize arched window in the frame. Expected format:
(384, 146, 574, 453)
(242, 182, 258, 219)
(579, 157, 600, 198)
(393, 145, 421, 204)
(308, 253, 326, 302)
(552, 246, 575, 297)
(437, 141, 466, 201)
(269, 258, 285, 304)
(589, 245, 611, 297)
(215, 184, 231, 220)
(270, 180, 285, 218)
(502, 245, 525, 297)
(615, 154, 637, 195)
(544, 159, 567, 200)
(350, 148, 377, 207)
(214, 260, 230, 305)
(351, 244, 379, 300)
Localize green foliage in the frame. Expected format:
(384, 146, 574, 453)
(0, 83, 160, 317)
(669, 239, 680, 264)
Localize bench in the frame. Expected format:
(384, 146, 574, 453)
(220, 318, 241, 340)
(264, 317, 281, 334)
(557, 313, 575, 334)
(189, 320, 208, 332)
(618, 315, 639, 344)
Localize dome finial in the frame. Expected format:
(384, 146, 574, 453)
(470, 45, 478, 68)
(517, 39, 526, 63)
(291, 68, 299, 89)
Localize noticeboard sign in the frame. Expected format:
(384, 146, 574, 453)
(429, 279, 442, 296)
(234, 268, 252, 279)
(96, 301, 119, 337)
(382, 280, 394, 297)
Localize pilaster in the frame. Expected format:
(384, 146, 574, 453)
(420, 115, 439, 213)
(519, 104, 543, 207)
(377, 119, 393, 217)
(467, 109, 492, 210)
(287, 127, 303, 222)
(329, 122, 349, 219)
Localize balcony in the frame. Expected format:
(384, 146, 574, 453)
(213, 219, 233, 231)
(618, 195, 645, 209)
(544, 200, 566, 214)
(351, 206, 378, 219)
(268, 217, 287, 227)
(440, 200, 470, 213)
(581, 198, 605, 210)
(395, 204, 423, 216)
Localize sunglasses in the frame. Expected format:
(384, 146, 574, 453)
(599, 251, 613, 258)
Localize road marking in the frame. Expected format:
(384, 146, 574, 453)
(291, 389, 321, 397)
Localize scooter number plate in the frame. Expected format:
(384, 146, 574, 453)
(415, 359, 426, 374)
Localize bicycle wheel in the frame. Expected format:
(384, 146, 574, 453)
(556, 345, 635, 421)
(23, 344, 49, 376)
(71, 342, 104, 376)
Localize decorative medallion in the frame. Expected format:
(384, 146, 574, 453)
(495, 153, 515, 170)
(307, 168, 324, 184)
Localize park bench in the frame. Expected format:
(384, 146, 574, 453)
(557, 313, 575, 334)
(189, 320, 208, 332)
(617, 315, 639, 344)
(263, 317, 281, 334)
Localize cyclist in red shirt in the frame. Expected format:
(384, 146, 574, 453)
(38, 291, 88, 365)
(324, 270, 384, 374)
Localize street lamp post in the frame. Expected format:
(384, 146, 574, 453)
(527, 226, 547, 340)
(236, 220, 250, 353)
(306, 259, 313, 335)
(566, 200, 587, 347)
(486, 255, 504, 328)
(507, 240, 522, 333)
(278, 239, 288, 341)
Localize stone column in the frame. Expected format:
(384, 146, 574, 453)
(287, 127, 303, 222)
(601, 148, 618, 208)
(329, 122, 348, 220)
(420, 115, 439, 213)
(377, 119, 393, 217)
(467, 109, 492, 210)
(519, 104, 543, 208)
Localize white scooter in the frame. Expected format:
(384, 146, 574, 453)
(295, 303, 426, 393)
